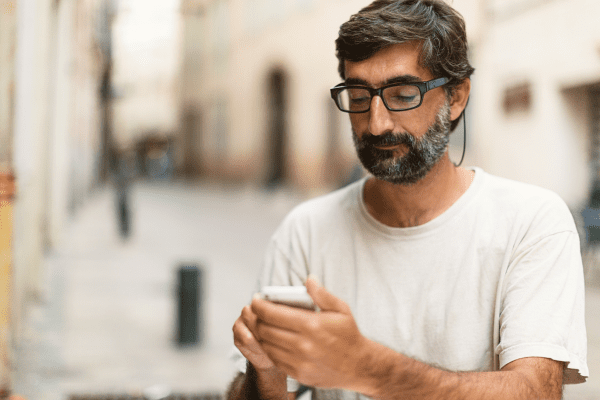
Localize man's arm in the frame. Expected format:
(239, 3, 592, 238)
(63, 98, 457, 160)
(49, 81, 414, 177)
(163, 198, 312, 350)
(225, 363, 296, 400)
(252, 277, 564, 400)
(351, 338, 564, 400)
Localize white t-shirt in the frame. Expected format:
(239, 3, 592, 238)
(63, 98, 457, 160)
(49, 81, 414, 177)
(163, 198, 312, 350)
(248, 167, 588, 398)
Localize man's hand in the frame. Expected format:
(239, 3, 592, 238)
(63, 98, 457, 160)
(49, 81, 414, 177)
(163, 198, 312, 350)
(232, 302, 291, 400)
(232, 303, 276, 371)
(252, 276, 368, 390)
(250, 277, 565, 400)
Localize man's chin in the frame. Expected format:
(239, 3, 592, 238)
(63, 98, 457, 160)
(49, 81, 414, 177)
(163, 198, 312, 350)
(371, 171, 424, 186)
(365, 157, 434, 186)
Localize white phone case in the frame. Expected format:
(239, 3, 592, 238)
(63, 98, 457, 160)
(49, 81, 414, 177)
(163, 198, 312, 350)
(260, 286, 316, 310)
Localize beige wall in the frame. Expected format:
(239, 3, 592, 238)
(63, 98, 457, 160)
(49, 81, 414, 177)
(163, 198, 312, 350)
(183, 0, 369, 190)
(472, 0, 600, 207)
(12, 0, 57, 343)
(8, 0, 105, 388)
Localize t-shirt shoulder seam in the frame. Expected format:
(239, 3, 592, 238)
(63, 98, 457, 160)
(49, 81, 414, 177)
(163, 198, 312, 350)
(270, 236, 309, 283)
(520, 229, 578, 252)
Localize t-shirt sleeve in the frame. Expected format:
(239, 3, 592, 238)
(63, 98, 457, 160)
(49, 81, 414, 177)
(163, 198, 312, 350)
(496, 230, 588, 384)
(256, 205, 314, 290)
(257, 237, 308, 289)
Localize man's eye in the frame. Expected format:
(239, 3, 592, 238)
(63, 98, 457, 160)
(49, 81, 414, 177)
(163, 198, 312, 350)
(350, 96, 370, 104)
(385, 85, 419, 106)
(391, 95, 416, 103)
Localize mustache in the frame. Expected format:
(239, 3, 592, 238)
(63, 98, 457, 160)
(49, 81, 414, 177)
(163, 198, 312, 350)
(358, 132, 415, 148)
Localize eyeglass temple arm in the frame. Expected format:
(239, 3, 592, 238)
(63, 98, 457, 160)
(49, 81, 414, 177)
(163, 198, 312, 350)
(426, 77, 449, 91)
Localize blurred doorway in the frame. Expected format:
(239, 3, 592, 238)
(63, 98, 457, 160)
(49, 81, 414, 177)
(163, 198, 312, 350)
(590, 88, 600, 188)
(182, 107, 203, 178)
(266, 68, 288, 187)
(582, 87, 600, 277)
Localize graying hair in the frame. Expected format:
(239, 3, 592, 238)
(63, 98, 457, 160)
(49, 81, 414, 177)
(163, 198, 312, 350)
(336, 0, 474, 130)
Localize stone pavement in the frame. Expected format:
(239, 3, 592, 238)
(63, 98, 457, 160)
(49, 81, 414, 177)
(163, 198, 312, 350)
(10, 180, 600, 399)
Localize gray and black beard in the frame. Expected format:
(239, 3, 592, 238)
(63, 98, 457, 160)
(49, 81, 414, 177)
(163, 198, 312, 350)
(352, 101, 452, 186)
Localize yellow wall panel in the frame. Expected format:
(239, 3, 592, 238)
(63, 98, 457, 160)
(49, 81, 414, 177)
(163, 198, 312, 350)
(0, 173, 14, 391)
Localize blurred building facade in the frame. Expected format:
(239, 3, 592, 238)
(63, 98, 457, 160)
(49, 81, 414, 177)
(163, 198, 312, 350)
(1, 0, 109, 391)
(0, 0, 18, 390)
(473, 0, 600, 210)
(178, 0, 483, 191)
(179, 0, 600, 213)
(181, 0, 353, 189)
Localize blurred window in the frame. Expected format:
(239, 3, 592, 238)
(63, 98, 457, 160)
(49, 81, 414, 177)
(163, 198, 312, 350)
(503, 82, 531, 115)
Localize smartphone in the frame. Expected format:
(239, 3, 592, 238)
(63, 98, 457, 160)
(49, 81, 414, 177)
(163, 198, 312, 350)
(260, 286, 316, 310)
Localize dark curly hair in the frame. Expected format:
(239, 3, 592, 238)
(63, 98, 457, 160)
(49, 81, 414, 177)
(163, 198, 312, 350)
(336, 0, 475, 130)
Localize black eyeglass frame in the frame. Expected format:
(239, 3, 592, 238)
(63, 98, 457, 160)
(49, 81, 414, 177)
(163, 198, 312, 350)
(330, 77, 449, 113)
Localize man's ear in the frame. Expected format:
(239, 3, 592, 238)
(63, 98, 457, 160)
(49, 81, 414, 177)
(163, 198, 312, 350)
(450, 78, 471, 122)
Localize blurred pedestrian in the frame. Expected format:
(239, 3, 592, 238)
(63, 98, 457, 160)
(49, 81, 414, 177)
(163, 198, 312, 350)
(114, 149, 136, 239)
(228, 1, 587, 399)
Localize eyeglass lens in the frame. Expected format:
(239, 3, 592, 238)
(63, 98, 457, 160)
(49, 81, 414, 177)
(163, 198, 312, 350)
(336, 85, 422, 112)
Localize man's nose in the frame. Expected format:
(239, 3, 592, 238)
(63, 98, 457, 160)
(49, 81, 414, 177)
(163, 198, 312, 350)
(368, 95, 395, 136)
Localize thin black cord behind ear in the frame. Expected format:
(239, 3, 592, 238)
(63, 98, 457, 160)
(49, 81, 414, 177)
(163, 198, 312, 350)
(454, 93, 471, 167)
(455, 106, 466, 167)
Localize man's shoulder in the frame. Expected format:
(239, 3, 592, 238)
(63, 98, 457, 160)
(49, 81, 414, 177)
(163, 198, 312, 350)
(290, 178, 364, 217)
(477, 169, 575, 233)
(481, 170, 567, 208)
(278, 177, 365, 231)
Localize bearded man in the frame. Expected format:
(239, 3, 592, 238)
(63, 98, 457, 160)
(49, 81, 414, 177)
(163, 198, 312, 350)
(227, 1, 588, 399)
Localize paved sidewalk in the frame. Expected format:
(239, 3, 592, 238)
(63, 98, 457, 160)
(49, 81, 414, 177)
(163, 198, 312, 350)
(13, 181, 304, 400)
(11, 180, 600, 399)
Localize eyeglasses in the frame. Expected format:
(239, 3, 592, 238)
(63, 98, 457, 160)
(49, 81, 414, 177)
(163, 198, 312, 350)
(330, 77, 449, 113)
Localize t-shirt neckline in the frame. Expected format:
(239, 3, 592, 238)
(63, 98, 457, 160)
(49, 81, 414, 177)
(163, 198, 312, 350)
(357, 166, 484, 237)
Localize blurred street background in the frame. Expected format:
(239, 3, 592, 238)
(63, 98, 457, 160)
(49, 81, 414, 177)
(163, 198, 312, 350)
(2, 0, 600, 398)
(11, 181, 302, 399)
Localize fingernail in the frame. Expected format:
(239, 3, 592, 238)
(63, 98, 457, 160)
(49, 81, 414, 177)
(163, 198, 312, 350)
(252, 293, 261, 301)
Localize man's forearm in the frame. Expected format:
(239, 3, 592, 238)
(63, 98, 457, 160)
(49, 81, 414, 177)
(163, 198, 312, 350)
(352, 339, 561, 400)
(226, 362, 290, 400)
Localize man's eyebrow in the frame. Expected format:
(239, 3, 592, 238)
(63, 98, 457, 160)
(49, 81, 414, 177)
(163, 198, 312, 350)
(383, 75, 422, 85)
(344, 74, 423, 87)
(344, 77, 370, 86)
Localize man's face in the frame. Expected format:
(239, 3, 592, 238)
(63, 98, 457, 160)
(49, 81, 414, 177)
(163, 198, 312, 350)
(352, 101, 451, 185)
(344, 42, 452, 185)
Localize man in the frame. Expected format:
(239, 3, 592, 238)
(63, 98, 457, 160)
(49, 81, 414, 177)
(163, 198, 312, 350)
(228, 1, 588, 399)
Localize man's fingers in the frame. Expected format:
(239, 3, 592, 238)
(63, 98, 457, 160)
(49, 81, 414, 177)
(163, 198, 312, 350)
(306, 276, 351, 313)
(233, 316, 257, 347)
(233, 317, 275, 370)
(251, 296, 311, 331)
(256, 320, 302, 350)
(261, 340, 297, 376)
(241, 305, 258, 336)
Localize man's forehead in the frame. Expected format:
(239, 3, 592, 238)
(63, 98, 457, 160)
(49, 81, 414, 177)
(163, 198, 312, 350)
(343, 42, 433, 86)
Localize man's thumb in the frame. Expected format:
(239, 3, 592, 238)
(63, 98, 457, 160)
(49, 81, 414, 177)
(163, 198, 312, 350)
(306, 274, 350, 313)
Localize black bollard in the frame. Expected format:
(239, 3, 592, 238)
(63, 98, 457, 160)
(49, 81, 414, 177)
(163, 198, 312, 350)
(176, 265, 202, 346)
